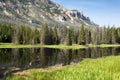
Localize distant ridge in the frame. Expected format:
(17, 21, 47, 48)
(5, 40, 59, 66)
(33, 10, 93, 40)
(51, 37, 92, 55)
(0, 0, 97, 27)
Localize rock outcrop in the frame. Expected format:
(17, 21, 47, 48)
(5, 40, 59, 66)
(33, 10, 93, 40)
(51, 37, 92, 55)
(0, 0, 96, 27)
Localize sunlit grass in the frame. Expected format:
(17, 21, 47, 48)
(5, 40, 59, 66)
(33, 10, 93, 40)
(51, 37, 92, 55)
(98, 44, 120, 47)
(6, 56, 120, 80)
(43, 44, 87, 49)
(0, 43, 87, 49)
(1, 43, 120, 49)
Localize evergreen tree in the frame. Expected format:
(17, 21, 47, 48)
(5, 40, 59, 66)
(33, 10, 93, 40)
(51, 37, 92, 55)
(58, 27, 67, 44)
(0, 24, 13, 43)
(116, 28, 120, 43)
(52, 27, 59, 44)
(41, 23, 51, 45)
(72, 29, 79, 44)
(66, 28, 72, 45)
(33, 27, 40, 44)
(78, 25, 86, 45)
(85, 28, 91, 44)
(111, 27, 117, 44)
(12, 26, 20, 44)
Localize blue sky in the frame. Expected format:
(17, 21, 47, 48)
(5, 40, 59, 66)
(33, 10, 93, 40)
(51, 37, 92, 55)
(52, 0, 120, 26)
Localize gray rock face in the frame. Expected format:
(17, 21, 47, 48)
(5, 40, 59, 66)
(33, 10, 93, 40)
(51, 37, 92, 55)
(71, 10, 82, 18)
(0, 0, 96, 27)
(33, 0, 50, 4)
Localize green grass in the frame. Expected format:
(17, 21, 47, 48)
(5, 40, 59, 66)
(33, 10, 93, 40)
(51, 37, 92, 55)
(1, 43, 120, 49)
(6, 56, 120, 80)
(0, 43, 86, 49)
(98, 44, 120, 47)
(43, 44, 88, 49)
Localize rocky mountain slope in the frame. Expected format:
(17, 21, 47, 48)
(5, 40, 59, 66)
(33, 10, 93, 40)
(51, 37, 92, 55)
(0, 0, 96, 27)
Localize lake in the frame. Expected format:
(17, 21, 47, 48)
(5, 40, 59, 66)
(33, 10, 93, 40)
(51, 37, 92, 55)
(0, 47, 120, 78)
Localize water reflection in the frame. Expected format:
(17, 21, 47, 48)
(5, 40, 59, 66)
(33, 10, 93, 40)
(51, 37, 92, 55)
(0, 47, 120, 69)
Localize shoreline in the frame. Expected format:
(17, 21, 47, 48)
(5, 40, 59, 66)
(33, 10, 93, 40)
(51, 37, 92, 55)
(0, 43, 120, 49)
(5, 56, 120, 80)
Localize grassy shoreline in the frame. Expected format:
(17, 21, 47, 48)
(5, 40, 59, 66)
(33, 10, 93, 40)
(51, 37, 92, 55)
(0, 43, 120, 49)
(6, 56, 120, 80)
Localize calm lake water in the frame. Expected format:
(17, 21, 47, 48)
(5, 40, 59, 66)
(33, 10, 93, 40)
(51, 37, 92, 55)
(0, 47, 120, 69)
(0, 47, 120, 77)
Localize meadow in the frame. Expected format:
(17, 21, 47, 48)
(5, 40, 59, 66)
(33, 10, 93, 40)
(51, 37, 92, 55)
(5, 56, 120, 80)
(1, 43, 120, 49)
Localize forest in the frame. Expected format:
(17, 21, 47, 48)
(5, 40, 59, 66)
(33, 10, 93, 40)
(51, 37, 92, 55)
(0, 23, 120, 45)
(1, 23, 120, 80)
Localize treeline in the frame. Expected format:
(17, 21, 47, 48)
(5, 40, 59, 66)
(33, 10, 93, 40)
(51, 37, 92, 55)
(0, 23, 120, 45)
(0, 24, 40, 44)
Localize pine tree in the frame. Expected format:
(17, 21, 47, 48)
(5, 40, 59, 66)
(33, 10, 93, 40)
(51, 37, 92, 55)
(66, 28, 72, 45)
(41, 23, 50, 45)
(111, 27, 117, 44)
(12, 25, 20, 44)
(33, 27, 40, 44)
(85, 28, 91, 44)
(116, 28, 120, 43)
(52, 27, 59, 44)
(78, 25, 86, 45)
(72, 29, 78, 44)
(57, 27, 67, 44)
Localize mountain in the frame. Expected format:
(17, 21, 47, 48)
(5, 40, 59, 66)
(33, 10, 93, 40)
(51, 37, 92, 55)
(0, 0, 97, 27)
